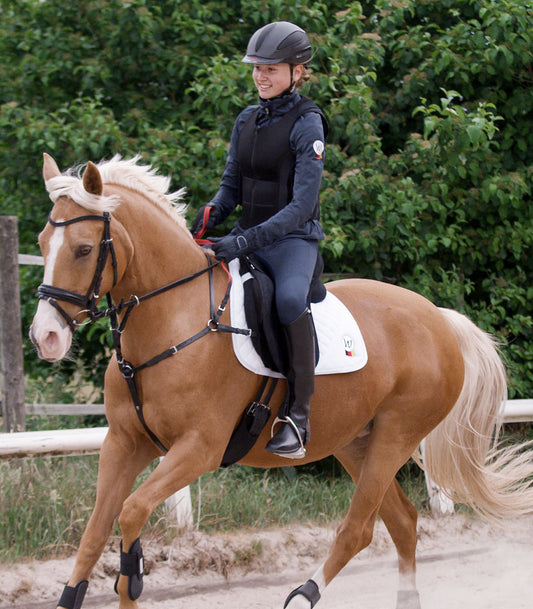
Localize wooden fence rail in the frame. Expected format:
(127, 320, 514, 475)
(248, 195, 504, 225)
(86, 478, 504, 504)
(1, 400, 531, 519)
(2, 400, 531, 460)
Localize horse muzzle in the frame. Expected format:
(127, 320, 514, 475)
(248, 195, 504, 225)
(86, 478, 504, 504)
(30, 299, 73, 362)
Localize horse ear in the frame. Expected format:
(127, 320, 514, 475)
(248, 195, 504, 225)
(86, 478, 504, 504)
(82, 161, 103, 196)
(42, 153, 61, 182)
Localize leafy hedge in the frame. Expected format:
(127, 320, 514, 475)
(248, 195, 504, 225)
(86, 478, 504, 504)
(1, 0, 531, 397)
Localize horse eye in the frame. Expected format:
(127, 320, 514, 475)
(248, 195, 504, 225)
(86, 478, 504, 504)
(76, 245, 93, 258)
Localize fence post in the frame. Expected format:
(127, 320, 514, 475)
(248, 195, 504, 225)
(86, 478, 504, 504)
(0, 216, 26, 432)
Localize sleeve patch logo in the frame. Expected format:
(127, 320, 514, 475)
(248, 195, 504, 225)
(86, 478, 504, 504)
(313, 140, 324, 159)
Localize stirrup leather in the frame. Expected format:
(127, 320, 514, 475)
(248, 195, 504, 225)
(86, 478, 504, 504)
(270, 416, 306, 458)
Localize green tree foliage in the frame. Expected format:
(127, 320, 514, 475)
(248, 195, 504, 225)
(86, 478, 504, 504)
(0, 0, 531, 397)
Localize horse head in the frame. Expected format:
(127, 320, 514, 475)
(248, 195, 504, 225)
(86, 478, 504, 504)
(30, 154, 133, 361)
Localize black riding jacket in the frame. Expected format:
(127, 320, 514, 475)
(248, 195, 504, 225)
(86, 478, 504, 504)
(209, 90, 327, 250)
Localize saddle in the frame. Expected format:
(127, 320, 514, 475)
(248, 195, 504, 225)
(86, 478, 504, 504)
(220, 253, 325, 467)
(220, 253, 369, 467)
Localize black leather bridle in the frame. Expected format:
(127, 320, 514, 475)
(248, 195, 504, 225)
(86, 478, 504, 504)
(37, 212, 118, 330)
(36, 211, 250, 453)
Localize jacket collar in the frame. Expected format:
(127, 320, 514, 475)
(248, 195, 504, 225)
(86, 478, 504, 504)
(257, 90, 301, 123)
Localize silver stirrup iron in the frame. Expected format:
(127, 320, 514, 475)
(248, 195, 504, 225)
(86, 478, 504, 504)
(270, 416, 306, 458)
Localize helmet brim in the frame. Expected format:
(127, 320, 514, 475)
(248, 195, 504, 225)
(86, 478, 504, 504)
(242, 54, 311, 65)
(242, 54, 285, 64)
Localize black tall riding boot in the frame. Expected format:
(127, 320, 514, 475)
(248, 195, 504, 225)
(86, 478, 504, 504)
(266, 308, 315, 458)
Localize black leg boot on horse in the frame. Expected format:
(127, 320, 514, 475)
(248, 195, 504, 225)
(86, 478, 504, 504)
(266, 308, 316, 459)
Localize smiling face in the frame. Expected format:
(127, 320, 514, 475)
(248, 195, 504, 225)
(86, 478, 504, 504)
(252, 63, 304, 99)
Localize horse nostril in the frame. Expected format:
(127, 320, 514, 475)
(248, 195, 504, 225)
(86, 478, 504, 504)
(43, 331, 59, 351)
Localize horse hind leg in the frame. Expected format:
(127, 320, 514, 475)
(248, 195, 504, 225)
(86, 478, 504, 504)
(379, 478, 421, 609)
(284, 433, 422, 609)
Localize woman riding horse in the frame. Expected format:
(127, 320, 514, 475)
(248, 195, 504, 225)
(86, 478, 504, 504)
(192, 21, 328, 459)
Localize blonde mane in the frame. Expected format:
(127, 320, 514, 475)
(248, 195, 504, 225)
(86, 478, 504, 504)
(45, 155, 188, 231)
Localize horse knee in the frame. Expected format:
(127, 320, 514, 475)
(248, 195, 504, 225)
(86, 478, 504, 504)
(119, 495, 150, 538)
(336, 519, 374, 559)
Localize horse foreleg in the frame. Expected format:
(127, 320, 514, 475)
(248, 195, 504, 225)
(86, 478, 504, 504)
(114, 435, 213, 609)
(57, 430, 155, 609)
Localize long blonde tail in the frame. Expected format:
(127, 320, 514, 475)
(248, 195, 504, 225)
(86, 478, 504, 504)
(420, 308, 533, 522)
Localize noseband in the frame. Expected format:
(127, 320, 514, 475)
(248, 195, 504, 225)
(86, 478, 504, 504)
(37, 212, 118, 330)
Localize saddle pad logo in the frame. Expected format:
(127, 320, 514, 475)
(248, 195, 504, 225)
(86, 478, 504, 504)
(343, 335, 355, 357)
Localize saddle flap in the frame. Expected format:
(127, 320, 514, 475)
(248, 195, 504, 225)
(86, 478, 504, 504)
(241, 255, 288, 374)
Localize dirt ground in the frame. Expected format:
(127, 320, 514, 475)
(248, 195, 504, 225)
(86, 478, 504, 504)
(0, 513, 532, 609)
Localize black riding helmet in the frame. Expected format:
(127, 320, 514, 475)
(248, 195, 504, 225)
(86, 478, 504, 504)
(242, 21, 312, 65)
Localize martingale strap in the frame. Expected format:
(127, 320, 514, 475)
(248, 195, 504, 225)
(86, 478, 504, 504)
(39, 205, 251, 455)
(111, 254, 251, 454)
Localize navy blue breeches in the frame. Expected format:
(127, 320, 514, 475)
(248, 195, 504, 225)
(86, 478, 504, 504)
(253, 238, 319, 326)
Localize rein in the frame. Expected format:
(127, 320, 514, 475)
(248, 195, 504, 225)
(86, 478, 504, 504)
(37, 212, 251, 454)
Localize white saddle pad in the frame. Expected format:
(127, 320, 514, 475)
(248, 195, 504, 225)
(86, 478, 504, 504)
(228, 259, 368, 378)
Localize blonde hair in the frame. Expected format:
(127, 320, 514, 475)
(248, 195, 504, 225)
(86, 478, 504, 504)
(295, 65, 311, 89)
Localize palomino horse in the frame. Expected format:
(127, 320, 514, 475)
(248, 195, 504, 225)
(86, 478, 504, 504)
(30, 154, 533, 609)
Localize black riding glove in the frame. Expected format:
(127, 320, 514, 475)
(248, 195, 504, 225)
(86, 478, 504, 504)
(212, 234, 250, 261)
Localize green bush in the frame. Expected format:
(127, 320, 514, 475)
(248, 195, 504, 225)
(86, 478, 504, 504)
(0, 0, 531, 398)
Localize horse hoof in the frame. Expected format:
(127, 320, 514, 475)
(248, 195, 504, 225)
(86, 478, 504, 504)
(397, 590, 421, 609)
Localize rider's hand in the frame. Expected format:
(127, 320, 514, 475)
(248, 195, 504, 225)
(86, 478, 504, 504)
(212, 234, 250, 261)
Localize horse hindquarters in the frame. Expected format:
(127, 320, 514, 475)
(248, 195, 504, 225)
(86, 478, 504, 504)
(282, 287, 467, 609)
